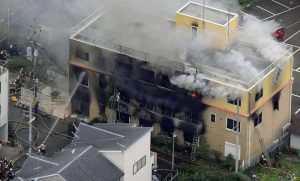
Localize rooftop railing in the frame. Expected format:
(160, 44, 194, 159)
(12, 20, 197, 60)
(72, 32, 293, 90)
(70, 7, 293, 90)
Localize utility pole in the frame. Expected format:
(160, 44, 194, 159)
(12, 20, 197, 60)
(171, 132, 176, 179)
(202, 0, 206, 29)
(7, 8, 9, 45)
(26, 20, 42, 155)
(235, 98, 240, 173)
(27, 19, 42, 98)
(171, 132, 176, 171)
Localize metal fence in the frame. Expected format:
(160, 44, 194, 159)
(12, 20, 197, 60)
(241, 133, 289, 171)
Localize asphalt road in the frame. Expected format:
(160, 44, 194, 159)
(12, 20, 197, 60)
(244, 0, 300, 120)
(8, 103, 74, 157)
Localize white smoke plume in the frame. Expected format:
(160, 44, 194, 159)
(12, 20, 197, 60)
(239, 15, 288, 64)
(82, 0, 288, 98)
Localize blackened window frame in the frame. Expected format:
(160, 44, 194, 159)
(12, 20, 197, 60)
(255, 89, 263, 102)
(74, 67, 89, 87)
(140, 68, 155, 84)
(115, 61, 133, 76)
(210, 113, 216, 123)
(75, 49, 89, 61)
(227, 97, 241, 106)
(254, 112, 263, 127)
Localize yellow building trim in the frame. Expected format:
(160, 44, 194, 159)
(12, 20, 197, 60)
(204, 80, 291, 117)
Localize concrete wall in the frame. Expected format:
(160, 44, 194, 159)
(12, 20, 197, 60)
(123, 132, 152, 181)
(248, 84, 291, 161)
(0, 67, 8, 141)
(203, 83, 291, 163)
(203, 106, 249, 160)
(101, 132, 152, 181)
(102, 151, 125, 172)
(175, 8, 238, 50)
(290, 134, 300, 150)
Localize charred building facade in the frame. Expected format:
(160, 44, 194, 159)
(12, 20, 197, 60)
(69, 1, 293, 167)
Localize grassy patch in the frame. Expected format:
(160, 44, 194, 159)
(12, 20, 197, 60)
(5, 56, 31, 72)
(247, 153, 300, 181)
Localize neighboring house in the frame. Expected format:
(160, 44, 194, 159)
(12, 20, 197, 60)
(69, 1, 293, 168)
(0, 66, 8, 141)
(289, 120, 300, 150)
(15, 146, 124, 181)
(15, 123, 153, 181)
(67, 123, 153, 181)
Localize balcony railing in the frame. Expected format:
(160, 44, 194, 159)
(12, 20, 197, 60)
(108, 98, 199, 126)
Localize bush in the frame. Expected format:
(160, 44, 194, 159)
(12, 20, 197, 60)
(223, 172, 250, 181)
(210, 150, 222, 163)
(152, 133, 172, 151)
(195, 137, 210, 160)
(222, 154, 235, 169)
(5, 56, 31, 72)
(239, 0, 253, 5)
(178, 171, 250, 181)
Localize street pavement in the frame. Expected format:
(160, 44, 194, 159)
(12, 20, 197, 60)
(8, 103, 75, 160)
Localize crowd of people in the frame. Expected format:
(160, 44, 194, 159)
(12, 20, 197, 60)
(0, 158, 15, 181)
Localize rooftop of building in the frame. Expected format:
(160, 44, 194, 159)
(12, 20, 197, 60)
(17, 146, 124, 181)
(65, 123, 152, 151)
(177, 1, 236, 25)
(70, 1, 292, 90)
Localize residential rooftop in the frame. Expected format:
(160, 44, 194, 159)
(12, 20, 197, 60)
(66, 123, 152, 151)
(17, 146, 124, 181)
(70, 1, 292, 90)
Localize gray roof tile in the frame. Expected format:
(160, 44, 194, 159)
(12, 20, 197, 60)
(19, 146, 123, 181)
(70, 123, 152, 151)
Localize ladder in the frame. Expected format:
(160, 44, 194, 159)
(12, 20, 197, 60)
(190, 131, 199, 162)
(255, 127, 270, 164)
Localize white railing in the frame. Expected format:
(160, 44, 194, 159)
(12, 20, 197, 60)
(71, 32, 292, 90)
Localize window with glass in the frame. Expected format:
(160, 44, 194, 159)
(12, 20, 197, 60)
(75, 50, 89, 61)
(210, 113, 216, 123)
(133, 155, 146, 174)
(227, 118, 240, 132)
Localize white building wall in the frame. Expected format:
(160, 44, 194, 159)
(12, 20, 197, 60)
(102, 151, 125, 172)
(290, 134, 300, 150)
(0, 67, 8, 141)
(123, 132, 152, 181)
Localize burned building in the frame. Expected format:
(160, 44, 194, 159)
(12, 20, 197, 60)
(69, 1, 293, 167)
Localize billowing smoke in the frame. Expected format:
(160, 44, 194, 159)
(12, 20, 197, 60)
(239, 15, 288, 64)
(81, 0, 288, 98)
(2, 0, 288, 98)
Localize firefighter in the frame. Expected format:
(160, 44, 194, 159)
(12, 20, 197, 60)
(37, 143, 46, 156)
(6, 168, 14, 180)
(33, 98, 39, 115)
(260, 154, 267, 166)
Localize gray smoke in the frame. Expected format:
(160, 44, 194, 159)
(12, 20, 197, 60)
(81, 0, 288, 98)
